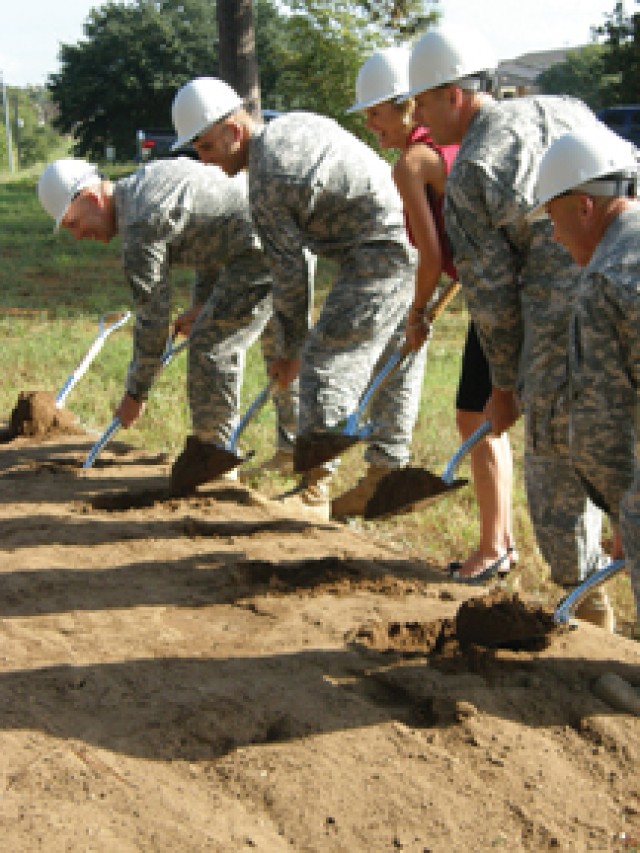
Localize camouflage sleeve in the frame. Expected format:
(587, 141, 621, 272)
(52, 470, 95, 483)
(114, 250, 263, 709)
(446, 161, 525, 391)
(617, 277, 640, 401)
(249, 184, 313, 359)
(122, 232, 173, 399)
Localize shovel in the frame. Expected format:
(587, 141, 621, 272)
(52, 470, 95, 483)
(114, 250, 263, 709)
(362, 420, 492, 520)
(553, 558, 626, 625)
(82, 334, 189, 470)
(293, 280, 461, 473)
(170, 378, 276, 493)
(56, 311, 131, 408)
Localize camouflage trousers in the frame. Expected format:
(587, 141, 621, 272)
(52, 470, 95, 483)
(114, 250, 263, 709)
(620, 460, 640, 620)
(569, 404, 637, 614)
(524, 405, 604, 588)
(298, 243, 426, 468)
(569, 404, 636, 519)
(188, 270, 298, 450)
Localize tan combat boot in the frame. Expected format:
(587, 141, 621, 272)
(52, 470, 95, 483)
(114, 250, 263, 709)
(282, 466, 332, 522)
(331, 464, 392, 520)
(575, 587, 616, 633)
(171, 435, 237, 495)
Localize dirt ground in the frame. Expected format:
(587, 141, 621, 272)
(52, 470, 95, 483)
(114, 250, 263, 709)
(0, 403, 639, 852)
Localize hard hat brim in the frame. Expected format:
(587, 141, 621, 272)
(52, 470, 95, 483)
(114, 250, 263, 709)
(395, 84, 427, 103)
(171, 127, 206, 151)
(345, 93, 401, 114)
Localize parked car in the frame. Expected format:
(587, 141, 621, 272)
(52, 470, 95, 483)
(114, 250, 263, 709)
(597, 105, 640, 148)
(135, 129, 193, 162)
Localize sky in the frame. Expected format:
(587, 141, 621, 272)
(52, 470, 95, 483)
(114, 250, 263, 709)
(0, 0, 626, 89)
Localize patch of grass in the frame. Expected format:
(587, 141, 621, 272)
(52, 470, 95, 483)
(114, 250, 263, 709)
(0, 174, 634, 631)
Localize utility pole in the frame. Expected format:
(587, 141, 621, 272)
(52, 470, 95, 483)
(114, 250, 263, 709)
(13, 97, 21, 170)
(0, 71, 14, 173)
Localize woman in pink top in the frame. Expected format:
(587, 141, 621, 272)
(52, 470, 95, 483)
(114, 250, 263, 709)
(347, 47, 517, 582)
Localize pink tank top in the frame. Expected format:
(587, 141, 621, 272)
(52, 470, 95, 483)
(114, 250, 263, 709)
(404, 125, 458, 280)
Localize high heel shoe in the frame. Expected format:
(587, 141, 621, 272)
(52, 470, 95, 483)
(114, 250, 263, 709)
(448, 546, 518, 578)
(450, 551, 511, 585)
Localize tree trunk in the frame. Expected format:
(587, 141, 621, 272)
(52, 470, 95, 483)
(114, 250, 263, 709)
(216, 0, 261, 118)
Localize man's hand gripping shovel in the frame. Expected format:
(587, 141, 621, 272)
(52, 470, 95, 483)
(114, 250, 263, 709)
(82, 333, 188, 470)
(292, 279, 461, 474)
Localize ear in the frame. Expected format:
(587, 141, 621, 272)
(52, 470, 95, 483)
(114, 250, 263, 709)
(577, 193, 594, 220)
(224, 117, 243, 145)
(448, 85, 465, 109)
(82, 186, 104, 209)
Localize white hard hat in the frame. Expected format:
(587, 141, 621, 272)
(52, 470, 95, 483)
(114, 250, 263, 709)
(171, 77, 243, 150)
(37, 159, 101, 231)
(346, 46, 411, 113)
(529, 125, 638, 220)
(401, 25, 496, 100)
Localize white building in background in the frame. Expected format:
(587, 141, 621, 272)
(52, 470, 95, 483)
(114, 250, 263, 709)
(496, 47, 581, 97)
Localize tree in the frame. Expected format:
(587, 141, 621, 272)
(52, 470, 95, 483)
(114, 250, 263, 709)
(353, 0, 439, 37)
(536, 45, 615, 110)
(217, 0, 261, 117)
(594, 0, 640, 104)
(48, 0, 220, 161)
(271, 0, 438, 134)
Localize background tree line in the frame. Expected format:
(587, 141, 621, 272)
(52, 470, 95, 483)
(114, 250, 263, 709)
(45, 0, 435, 161)
(1, 0, 639, 167)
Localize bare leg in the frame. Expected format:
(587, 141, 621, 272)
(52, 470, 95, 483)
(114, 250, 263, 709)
(453, 408, 515, 578)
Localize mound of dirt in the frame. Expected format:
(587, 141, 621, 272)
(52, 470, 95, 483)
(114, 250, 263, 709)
(454, 590, 557, 650)
(351, 592, 558, 658)
(6, 390, 84, 440)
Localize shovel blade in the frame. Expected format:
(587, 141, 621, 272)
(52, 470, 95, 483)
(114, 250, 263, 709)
(363, 466, 468, 520)
(170, 437, 251, 495)
(293, 430, 362, 473)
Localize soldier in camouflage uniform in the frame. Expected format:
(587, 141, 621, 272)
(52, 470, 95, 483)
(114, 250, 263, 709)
(171, 77, 426, 520)
(402, 27, 609, 611)
(37, 157, 299, 483)
(529, 126, 639, 632)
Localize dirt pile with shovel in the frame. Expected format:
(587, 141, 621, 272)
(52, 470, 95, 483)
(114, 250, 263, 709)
(0, 431, 638, 853)
(3, 390, 84, 441)
(350, 591, 558, 656)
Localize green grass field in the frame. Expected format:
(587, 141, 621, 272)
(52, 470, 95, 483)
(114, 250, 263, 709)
(0, 169, 633, 633)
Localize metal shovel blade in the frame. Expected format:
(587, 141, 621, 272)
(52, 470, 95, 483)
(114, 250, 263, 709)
(293, 347, 400, 474)
(362, 421, 492, 520)
(293, 429, 364, 473)
(170, 439, 255, 495)
(82, 334, 188, 471)
(170, 380, 273, 494)
(363, 467, 468, 520)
